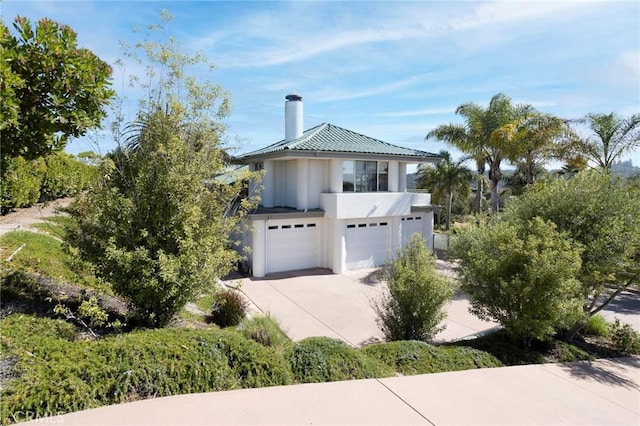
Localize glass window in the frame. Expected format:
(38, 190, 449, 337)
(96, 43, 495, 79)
(342, 161, 354, 191)
(342, 160, 390, 193)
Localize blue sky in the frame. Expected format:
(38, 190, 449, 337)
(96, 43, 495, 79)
(4, 0, 640, 167)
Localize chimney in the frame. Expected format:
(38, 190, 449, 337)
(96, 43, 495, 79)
(285, 93, 303, 141)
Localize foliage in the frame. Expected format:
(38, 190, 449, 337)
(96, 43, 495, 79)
(1, 154, 96, 213)
(373, 234, 454, 342)
(360, 340, 502, 375)
(449, 330, 594, 365)
(208, 288, 249, 328)
(0, 231, 104, 292)
(0, 156, 45, 212)
(565, 112, 640, 171)
(65, 13, 261, 327)
(453, 217, 584, 346)
(238, 314, 291, 351)
(416, 150, 472, 230)
(427, 93, 535, 213)
(40, 152, 97, 201)
(609, 319, 640, 355)
(0, 315, 293, 424)
(32, 215, 77, 239)
(0, 16, 114, 164)
(500, 171, 640, 339)
(500, 111, 571, 186)
(583, 315, 609, 337)
(285, 337, 393, 383)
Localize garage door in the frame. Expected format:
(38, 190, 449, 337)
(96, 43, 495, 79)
(345, 220, 390, 270)
(267, 220, 320, 274)
(401, 215, 424, 246)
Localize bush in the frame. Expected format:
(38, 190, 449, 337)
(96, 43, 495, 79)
(0, 156, 45, 212)
(609, 319, 640, 355)
(452, 217, 584, 347)
(285, 337, 393, 383)
(361, 340, 503, 375)
(208, 289, 249, 328)
(0, 315, 292, 424)
(372, 234, 454, 342)
(583, 315, 609, 337)
(238, 314, 290, 351)
(40, 153, 95, 201)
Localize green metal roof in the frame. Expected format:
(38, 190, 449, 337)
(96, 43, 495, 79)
(240, 123, 440, 160)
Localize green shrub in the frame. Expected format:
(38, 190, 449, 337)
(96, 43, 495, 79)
(1, 156, 45, 212)
(285, 337, 393, 383)
(451, 331, 548, 365)
(373, 234, 454, 342)
(0, 315, 292, 424)
(214, 329, 294, 388)
(609, 319, 640, 355)
(361, 340, 503, 375)
(546, 340, 593, 362)
(583, 315, 609, 337)
(238, 314, 290, 351)
(452, 217, 584, 347)
(208, 288, 249, 328)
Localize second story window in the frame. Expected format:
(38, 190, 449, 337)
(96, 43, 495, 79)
(343, 161, 388, 192)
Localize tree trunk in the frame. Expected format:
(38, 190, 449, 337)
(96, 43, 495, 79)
(490, 178, 499, 213)
(475, 175, 483, 213)
(446, 192, 453, 230)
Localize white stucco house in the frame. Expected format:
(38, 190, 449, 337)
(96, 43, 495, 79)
(238, 94, 441, 278)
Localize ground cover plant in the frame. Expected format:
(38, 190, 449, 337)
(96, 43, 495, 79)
(0, 315, 293, 424)
(286, 337, 394, 383)
(361, 340, 503, 375)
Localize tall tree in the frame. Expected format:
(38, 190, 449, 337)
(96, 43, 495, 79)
(567, 112, 640, 171)
(499, 111, 571, 185)
(0, 16, 115, 163)
(416, 150, 472, 230)
(66, 11, 260, 327)
(427, 93, 531, 213)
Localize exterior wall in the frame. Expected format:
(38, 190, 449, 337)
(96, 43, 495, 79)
(320, 192, 431, 219)
(284, 160, 297, 207)
(308, 159, 327, 209)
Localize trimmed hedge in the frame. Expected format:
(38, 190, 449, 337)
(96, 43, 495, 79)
(0, 315, 293, 424)
(361, 340, 503, 375)
(285, 337, 394, 383)
(1, 153, 97, 213)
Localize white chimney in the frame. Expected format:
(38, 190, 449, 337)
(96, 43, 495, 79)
(285, 93, 303, 141)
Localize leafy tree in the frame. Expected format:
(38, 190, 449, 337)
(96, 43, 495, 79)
(453, 217, 584, 347)
(372, 234, 454, 342)
(66, 12, 260, 327)
(0, 16, 115, 163)
(427, 93, 532, 213)
(416, 150, 472, 230)
(566, 112, 640, 172)
(501, 171, 640, 340)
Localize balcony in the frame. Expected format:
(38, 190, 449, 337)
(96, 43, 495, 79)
(319, 192, 431, 219)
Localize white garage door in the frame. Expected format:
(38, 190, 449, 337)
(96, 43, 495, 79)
(267, 220, 320, 274)
(345, 220, 390, 270)
(401, 215, 424, 246)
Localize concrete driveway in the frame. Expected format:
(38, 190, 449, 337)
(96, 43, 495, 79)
(233, 265, 498, 347)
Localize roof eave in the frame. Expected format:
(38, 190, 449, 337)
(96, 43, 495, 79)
(240, 150, 441, 163)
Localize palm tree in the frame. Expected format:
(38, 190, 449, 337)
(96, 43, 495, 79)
(568, 112, 640, 172)
(416, 150, 472, 230)
(427, 93, 529, 213)
(499, 111, 571, 185)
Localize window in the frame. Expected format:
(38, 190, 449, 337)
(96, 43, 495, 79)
(342, 161, 389, 192)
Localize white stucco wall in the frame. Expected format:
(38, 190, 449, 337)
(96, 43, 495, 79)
(320, 192, 431, 219)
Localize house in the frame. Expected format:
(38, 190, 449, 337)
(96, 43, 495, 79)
(238, 94, 440, 277)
